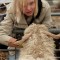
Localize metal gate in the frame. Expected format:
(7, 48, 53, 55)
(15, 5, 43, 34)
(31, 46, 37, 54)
(0, 48, 19, 60)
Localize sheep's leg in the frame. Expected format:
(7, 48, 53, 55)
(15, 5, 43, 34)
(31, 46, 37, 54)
(42, 31, 60, 39)
(14, 32, 32, 48)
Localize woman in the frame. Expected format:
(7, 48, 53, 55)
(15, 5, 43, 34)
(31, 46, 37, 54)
(0, 0, 56, 47)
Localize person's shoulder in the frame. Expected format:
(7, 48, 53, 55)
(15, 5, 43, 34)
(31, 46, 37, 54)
(41, 0, 50, 8)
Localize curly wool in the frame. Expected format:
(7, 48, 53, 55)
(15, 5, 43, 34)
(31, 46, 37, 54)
(18, 24, 56, 60)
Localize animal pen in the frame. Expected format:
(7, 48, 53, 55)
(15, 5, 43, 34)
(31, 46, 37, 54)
(0, 0, 60, 60)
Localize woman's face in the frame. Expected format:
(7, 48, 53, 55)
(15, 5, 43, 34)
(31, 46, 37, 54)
(22, 0, 35, 16)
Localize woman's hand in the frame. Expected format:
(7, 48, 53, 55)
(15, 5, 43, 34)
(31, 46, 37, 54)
(8, 32, 32, 48)
(8, 38, 18, 47)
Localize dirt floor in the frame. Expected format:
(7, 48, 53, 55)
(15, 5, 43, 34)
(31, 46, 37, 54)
(0, 51, 8, 60)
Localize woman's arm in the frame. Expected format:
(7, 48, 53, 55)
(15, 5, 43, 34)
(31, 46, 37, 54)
(0, 12, 14, 46)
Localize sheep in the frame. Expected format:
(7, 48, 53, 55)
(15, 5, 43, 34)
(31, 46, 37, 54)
(18, 23, 56, 60)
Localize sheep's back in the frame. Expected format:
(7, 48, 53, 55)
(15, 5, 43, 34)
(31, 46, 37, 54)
(20, 24, 55, 59)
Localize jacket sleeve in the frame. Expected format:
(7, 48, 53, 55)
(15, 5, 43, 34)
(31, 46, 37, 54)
(0, 13, 14, 46)
(42, 5, 54, 28)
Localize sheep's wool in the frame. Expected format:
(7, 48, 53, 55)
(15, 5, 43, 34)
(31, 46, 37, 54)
(18, 24, 56, 60)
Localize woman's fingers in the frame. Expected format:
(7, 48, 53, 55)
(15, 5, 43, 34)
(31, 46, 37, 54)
(8, 38, 17, 47)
